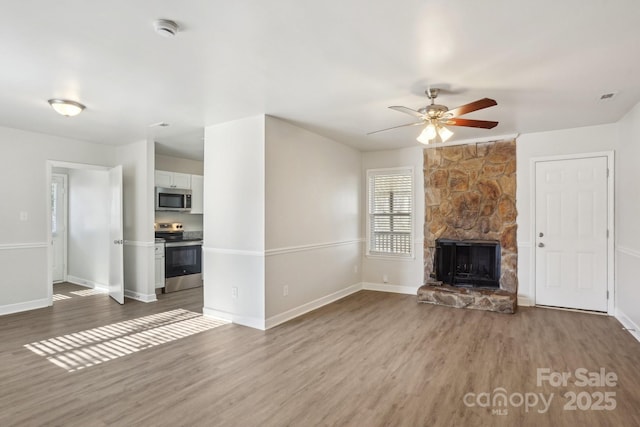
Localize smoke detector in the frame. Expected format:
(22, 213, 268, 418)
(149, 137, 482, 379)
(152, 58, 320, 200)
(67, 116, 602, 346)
(154, 19, 179, 37)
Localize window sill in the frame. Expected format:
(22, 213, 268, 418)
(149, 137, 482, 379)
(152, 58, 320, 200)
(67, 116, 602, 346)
(365, 253, 416, 262)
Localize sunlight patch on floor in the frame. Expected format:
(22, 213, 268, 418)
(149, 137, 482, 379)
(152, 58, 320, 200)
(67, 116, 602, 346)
(52, 294, 72, 301)
(24, 309, 228, 372)
(70, 289, 107, 297)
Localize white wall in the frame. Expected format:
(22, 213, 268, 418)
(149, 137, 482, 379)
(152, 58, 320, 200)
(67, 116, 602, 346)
(203, 115, 362, 329)
(615, 102, 640, 337)
(0, 126, 115, 314)
(361, 147, 425, 294)
(516, 124, 619, 305)
(203, 115, 266, 328)
(0, 125, 155, 314)
(264, 116, 361, 324)
(67, 168, 110, 289)
(155, 154, 204, 175)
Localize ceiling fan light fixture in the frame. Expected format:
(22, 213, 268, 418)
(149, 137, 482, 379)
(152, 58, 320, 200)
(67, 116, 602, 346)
(417, 123, 437, 144)
(48, 99, 86, 117)
(416, 134, 430, 145)
(437, 125, 454, 142)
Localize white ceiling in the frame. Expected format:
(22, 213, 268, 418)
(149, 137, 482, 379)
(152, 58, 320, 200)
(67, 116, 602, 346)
(2, 0, 640, 160)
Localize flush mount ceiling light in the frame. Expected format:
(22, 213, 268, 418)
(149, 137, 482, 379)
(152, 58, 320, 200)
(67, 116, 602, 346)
(48, 99, 86, 117)
(154, 19, 179, 37)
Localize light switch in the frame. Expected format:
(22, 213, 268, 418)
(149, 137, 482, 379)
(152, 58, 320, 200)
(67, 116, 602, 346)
(19, 211, 28, 221)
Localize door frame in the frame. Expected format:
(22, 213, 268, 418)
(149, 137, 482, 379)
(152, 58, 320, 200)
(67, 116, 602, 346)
(46, 160, 117, 305)
(530, 151, 615, 314)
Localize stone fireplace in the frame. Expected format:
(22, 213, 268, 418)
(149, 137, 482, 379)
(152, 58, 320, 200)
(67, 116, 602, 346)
(418, 140, 518, 313)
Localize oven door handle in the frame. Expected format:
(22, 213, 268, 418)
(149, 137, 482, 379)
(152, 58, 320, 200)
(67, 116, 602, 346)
(164, 241, 202, 248)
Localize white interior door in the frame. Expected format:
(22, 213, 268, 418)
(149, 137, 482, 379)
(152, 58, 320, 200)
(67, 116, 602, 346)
(109, 165, 124, 304)
(51, 174, 67, 283)
(535, 156, 608, 311)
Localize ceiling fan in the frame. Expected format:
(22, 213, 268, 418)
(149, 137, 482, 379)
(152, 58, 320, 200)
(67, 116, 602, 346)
(368, 88, 498, 144)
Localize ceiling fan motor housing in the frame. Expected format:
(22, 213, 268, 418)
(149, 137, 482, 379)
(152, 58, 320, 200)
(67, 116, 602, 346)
(419, 104, 449, 119)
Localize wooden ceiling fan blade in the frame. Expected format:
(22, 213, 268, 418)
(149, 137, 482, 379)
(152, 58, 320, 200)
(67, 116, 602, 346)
(445, 118, 499, 129)
(389, 106, 424, 118)
(367, 121, 424, 135)
(446, 98, 497, 117)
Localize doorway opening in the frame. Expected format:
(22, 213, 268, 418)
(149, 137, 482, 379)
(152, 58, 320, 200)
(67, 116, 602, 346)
(47, 161, 124, 305)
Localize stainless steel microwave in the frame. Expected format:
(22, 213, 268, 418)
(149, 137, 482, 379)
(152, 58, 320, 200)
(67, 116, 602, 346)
(156, 187, 192, 212)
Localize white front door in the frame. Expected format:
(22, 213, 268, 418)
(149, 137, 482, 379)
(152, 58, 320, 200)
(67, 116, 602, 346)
(535, 156, 609, 312)
(51, 174, 67, 283)
(108, 165, 125, 304)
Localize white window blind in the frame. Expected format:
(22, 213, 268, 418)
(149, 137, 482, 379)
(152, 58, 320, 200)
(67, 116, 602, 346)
(367, 169, 413, 256)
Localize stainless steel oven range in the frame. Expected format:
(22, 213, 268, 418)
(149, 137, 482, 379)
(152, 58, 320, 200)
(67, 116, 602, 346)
(154, 222, 202, 293)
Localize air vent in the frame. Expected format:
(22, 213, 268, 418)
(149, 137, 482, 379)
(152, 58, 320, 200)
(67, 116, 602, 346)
(149, 122, 170, 128)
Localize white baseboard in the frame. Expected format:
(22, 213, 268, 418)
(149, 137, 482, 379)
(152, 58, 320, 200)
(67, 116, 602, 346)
(203, 307, 266, 330)
(615, 308, 640, 344)
(206, 281, 439, 330)
(67, 275, 109, 292)
(0, 298, 50, 316)
(362, 282, 418, 295)
(264, 283, 363, 330)
(124, 290, 157, 303)
(518, 295, 534, 307)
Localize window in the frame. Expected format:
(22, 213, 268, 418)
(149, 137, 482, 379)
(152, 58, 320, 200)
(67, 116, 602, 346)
(367, 168, 413, 257)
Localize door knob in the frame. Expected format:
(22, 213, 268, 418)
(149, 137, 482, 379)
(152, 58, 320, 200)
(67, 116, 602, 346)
(538, 242, 545, 248)
(538, 232, 544, 237)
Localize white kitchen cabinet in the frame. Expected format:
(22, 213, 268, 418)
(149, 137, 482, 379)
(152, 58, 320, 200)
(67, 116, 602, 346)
(190, 174, 204, 214)
(155, 170, 191, 189)
(155, 242, 165, 289)
(155, 170, 173, 188)
(172, 172, 191, 189)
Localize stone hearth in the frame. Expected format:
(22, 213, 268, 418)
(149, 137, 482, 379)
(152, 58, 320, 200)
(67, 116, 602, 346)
(417, 283, 516, 314)
(421, 139, 518, 313)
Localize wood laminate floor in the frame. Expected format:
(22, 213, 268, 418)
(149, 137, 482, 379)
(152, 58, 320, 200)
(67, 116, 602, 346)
(1, 284, 639, 426)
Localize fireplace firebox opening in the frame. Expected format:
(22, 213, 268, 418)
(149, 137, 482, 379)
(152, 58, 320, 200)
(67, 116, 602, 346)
(434, 239, 501, 288)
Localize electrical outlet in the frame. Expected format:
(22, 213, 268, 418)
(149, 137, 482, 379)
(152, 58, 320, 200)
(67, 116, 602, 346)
(354, 265, 358, 273)
(283, 285, 289, 297)
(383, 274, 389, 283)
(232, 287, 238, 298)
(19, 211, 28, 221)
